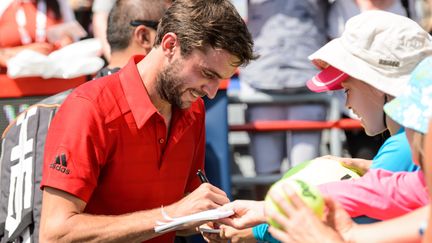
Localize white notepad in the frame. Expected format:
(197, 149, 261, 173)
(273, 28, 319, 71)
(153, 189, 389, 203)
(154, 209, 234, 233)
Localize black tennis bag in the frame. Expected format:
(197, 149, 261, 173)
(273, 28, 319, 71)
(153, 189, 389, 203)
(0, 91, 70, 243)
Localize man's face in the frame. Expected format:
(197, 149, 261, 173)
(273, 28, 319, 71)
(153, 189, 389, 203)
(156, 47, 238, 109)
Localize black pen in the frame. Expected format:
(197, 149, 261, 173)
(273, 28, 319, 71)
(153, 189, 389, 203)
(196, 169, 209, 183)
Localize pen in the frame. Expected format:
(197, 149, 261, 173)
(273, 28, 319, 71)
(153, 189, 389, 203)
(197, 169, 209, 183)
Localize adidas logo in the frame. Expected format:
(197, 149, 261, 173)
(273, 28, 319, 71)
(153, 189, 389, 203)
(49, 153, 70, 175)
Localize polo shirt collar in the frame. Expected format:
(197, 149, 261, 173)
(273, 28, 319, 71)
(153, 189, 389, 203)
(119, 55, 197, 129)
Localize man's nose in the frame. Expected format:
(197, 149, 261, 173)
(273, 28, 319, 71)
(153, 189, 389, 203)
(203, 81, 220, 99)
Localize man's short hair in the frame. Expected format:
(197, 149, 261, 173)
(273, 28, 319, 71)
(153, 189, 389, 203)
(107, 0, 166, 52)
(154, 0, 257, 66)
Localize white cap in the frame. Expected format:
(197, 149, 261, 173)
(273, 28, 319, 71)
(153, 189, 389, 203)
(307, 10, 432, 96)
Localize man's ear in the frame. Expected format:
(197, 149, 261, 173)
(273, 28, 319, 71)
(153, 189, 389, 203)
(160, 32, 178, 57)
(134, 26, 154, 50)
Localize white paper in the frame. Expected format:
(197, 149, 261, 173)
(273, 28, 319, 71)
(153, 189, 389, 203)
(154, 209, 234, 233)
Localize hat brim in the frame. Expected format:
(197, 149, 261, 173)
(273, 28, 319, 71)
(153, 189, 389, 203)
(308, 38, 410, 97)
(306, 65, 349, 92)
(384, 95, 428, 133)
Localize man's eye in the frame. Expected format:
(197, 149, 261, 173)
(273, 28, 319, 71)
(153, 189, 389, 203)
(344, 89, 349, 94)
(203, 71, 215, 79)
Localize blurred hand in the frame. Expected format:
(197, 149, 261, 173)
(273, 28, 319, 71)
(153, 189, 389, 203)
(201, 224, 255, 243)
(320, 155, 371, 176)
(220, 226, 255, 243)
(0, 42, 55, 66)
(200, 222, 226, 243)
(265, 184, 350, 243)
(20, 42, 56, 55)
(323, 196, 356, 241)
(54, 35, 74, 49)
(217, 200, 266, 229)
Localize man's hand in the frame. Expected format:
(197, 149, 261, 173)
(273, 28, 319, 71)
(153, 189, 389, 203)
(167, 183, 230, 218)
(217, 200, 266, 229)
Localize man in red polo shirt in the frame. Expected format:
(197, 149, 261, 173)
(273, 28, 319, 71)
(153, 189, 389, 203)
(38, 0, 256, 242)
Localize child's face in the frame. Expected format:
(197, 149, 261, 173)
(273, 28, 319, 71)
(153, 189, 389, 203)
(405, 128, 424, 166)
(342, 78, 387, 136)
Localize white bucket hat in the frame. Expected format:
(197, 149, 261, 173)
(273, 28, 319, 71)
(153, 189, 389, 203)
(306, 10, 432, 97)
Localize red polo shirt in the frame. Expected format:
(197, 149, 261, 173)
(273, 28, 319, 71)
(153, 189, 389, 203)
(41, 56, 205, 242)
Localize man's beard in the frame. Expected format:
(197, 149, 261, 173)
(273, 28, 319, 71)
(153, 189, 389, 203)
(156, 59, 186, 108)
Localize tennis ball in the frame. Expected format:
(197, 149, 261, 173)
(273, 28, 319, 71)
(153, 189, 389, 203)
(265, 179, 324, 229)
(281, 158, 360, 185)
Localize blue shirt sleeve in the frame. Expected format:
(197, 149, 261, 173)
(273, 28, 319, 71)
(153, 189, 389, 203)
(371, 129, 418, 172)
(252, 224, 280, 243)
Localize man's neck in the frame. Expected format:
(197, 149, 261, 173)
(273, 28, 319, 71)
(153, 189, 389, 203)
(136, 48, 172, 120)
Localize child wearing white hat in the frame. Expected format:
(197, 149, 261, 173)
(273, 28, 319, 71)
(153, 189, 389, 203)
(209, 10, 432, 243)
(264, 55, 432, 243)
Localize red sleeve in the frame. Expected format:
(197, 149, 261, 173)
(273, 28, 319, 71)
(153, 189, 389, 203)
(41, 94, 109, 202)
(185, 100, 206, 193)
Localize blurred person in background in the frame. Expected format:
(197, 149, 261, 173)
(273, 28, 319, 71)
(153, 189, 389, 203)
(0, 0, 76, 69)
(91, 0, 115, 60)
(68, 0, 93, 35)
(240, 0, 329, 201)
(94, 0, 170, 78)
(328, 0, 412, 39)
(420, 0, 432, 33)
(92, 0, 172, 61)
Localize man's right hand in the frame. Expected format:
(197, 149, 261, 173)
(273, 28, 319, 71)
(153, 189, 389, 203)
(168, 183, 230, 218)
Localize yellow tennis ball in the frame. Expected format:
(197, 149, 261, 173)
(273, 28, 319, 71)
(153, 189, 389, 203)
(265, 179, 324, 229)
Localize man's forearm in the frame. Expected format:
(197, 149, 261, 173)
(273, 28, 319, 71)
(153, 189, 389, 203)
(40, 207, 166, 243)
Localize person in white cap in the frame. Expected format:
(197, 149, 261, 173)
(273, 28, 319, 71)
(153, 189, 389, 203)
(264, 56, 432, 243)
(204, 10, 432, 243)
(304, 9, 432, 220)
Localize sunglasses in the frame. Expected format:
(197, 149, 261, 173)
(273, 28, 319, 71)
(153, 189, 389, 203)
(129, 20, 159, 30)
